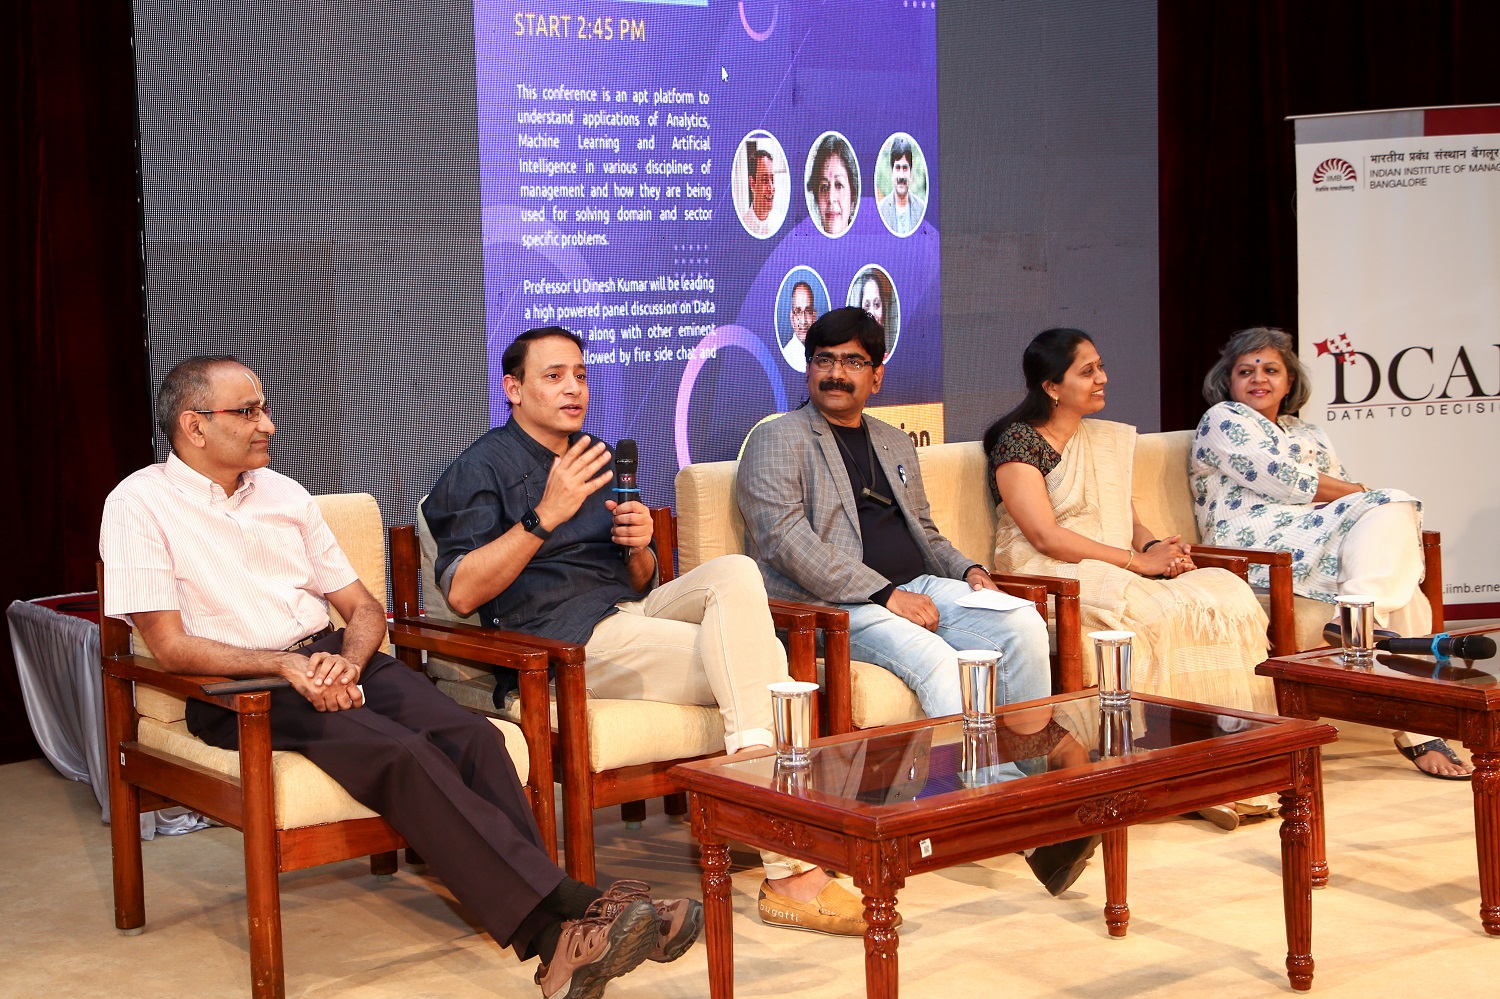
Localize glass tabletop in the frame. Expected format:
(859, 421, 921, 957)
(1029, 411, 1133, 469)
(715, 694, 1276, 808)
(1291, 634, 1499, 689)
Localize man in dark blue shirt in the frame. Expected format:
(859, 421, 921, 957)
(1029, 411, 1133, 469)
(425, 326, 868, 936)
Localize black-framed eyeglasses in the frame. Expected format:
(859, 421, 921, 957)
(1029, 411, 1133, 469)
(193, 403, 272, 422)
(810, 353, 874, 372)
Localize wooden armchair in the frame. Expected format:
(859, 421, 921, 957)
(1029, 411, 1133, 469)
(401, 500, 820, 885)
(1132, 430, 1444, 653)
(672, 445, 1088, 736)
(101, 493, 553, 999)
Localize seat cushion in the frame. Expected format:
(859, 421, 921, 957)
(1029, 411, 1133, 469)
(848, 660, 924, 729)
(136, 714, 529, 828)
(495, 693, 725, 772)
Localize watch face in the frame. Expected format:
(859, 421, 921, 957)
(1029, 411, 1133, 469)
(522, 509, 540, 531)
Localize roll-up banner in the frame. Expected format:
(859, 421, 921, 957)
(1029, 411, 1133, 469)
(1293, 105, 1500, 619)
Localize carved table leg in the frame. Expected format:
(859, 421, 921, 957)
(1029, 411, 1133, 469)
(1279, 766, 1315, 992)
(1470, 749, 1500, 936)
(1103, 828, 1129, 937)
(1310, 748, 1329, 888)
(690, 791, 735, 999)
(855, 840, 903, 999)
(700, 838, 734, 998)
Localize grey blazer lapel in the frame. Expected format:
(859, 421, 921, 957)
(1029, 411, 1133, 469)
(809, 412, 862, 536)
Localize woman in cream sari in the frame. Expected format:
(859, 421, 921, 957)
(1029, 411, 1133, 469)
(984, 329, 1276, 827)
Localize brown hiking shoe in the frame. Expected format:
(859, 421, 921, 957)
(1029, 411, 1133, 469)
(594, 879, 704, 963)
(534, 897, 656, 999)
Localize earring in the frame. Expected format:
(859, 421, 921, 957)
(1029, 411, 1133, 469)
(1051, 396, 1059, 406)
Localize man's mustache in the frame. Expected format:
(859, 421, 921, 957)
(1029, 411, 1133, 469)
(818, 378, 856, 393)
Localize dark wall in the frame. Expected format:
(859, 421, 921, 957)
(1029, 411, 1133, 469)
(940, 0, 1160, 441)
(1159, 0, 1500, 431)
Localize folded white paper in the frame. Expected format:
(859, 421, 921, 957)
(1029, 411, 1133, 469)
(954, 589, 1035, 612)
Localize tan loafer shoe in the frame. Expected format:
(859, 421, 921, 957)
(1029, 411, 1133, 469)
(758, 879, 900, 936)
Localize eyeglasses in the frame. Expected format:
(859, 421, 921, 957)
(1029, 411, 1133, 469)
(791, 307, 817, 319)
(810, 354, 874, 372)
(193, 403, 272, 422)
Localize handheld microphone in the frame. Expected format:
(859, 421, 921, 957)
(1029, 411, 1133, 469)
(612, 439, 639, 560)
(1375, 633, 1497, 661)
(612, 439, 639, 504)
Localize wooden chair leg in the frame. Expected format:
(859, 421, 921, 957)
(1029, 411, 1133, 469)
(371, 851, 398, 881)
(664, 792, 688, 822)
(557, 662, 598, 884)
(563, 790, 597, 884)
(104, 674, 145, 934)
(404, 847, 426, 869)
(621, 800, 646, 829)
(239, 710, 286, 999)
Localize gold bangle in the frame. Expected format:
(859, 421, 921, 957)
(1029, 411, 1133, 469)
(1124, 549, 1135, 571)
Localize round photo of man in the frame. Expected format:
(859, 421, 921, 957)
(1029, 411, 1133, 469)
(775, 266, 831, 372)
(803, 132, 860, 238)
(732, 130, 790, 239)
(875, 133, 928, 237)
(846, 265, 900, 361)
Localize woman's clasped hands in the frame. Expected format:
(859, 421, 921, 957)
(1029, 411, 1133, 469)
(1137, 535, 1195, 578)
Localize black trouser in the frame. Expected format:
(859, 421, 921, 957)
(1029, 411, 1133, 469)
(187, 631, 564, 955)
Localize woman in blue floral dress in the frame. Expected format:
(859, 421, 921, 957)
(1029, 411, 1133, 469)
(1190, 326, 1470, 779)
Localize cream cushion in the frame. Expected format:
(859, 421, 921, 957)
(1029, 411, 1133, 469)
(415, 499, 726, 772)
(676, 455, 968, 729)
(1131, 430, 1338, 651)
(129, 492, 529, 829)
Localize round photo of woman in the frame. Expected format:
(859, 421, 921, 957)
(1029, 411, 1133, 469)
(845, 265, 899, 361)
(732, 130, 791, 239)
(775, 266, 830, 372)
(804, 132, 860, 238)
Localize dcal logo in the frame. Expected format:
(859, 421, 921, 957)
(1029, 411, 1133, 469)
(1311, 158, 1358, 192)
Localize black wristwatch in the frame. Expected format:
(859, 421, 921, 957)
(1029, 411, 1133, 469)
(521, 508, 552, 541)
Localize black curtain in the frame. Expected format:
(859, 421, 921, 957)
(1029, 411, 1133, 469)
(1159, 0, 1500, 431)
(2, 2, 148, 764)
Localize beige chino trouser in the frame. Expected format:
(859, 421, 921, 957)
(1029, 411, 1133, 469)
(584, 553, 813, 879)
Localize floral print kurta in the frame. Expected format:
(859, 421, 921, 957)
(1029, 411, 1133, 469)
(1188, 401, 1421, 603)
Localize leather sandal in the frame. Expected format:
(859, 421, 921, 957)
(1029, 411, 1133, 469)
(1394, 737, 1472, 780)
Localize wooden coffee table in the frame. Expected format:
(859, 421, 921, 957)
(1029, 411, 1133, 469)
(1257, 624, 1500, 935)
(672, 691, 1336, 998)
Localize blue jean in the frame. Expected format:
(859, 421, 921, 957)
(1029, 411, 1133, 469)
(844, 574, 1051, 720)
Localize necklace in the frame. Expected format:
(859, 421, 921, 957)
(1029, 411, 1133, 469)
(830, 419, 894, 507)
(1037, 422, 1070, 453)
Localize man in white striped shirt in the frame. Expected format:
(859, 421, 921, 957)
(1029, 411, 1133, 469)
(99, 356, 698, 999)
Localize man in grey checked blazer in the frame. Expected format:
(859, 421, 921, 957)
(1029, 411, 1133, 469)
(736, 307, 1050, 720)
(737, 309, 1102, 897)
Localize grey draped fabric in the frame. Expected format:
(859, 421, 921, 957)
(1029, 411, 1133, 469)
(8, 596, 207, 839)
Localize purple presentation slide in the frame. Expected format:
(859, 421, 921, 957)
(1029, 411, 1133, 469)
(475, 0, 940, 503)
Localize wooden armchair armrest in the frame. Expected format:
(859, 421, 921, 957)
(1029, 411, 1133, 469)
(993, 580, 1047, 619)
(1190, 545, 1296, 654)
(992, 572, 1084, 693)
(389, 620, 553, 672)
(767, 599, 856, 736)
(1193, 553, 1250, 582)
(1421, 530, 1443, 631)
(1189, 544, 1291, 567)
(100, 649, 277, 713)
(767, 604, 820, 725)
